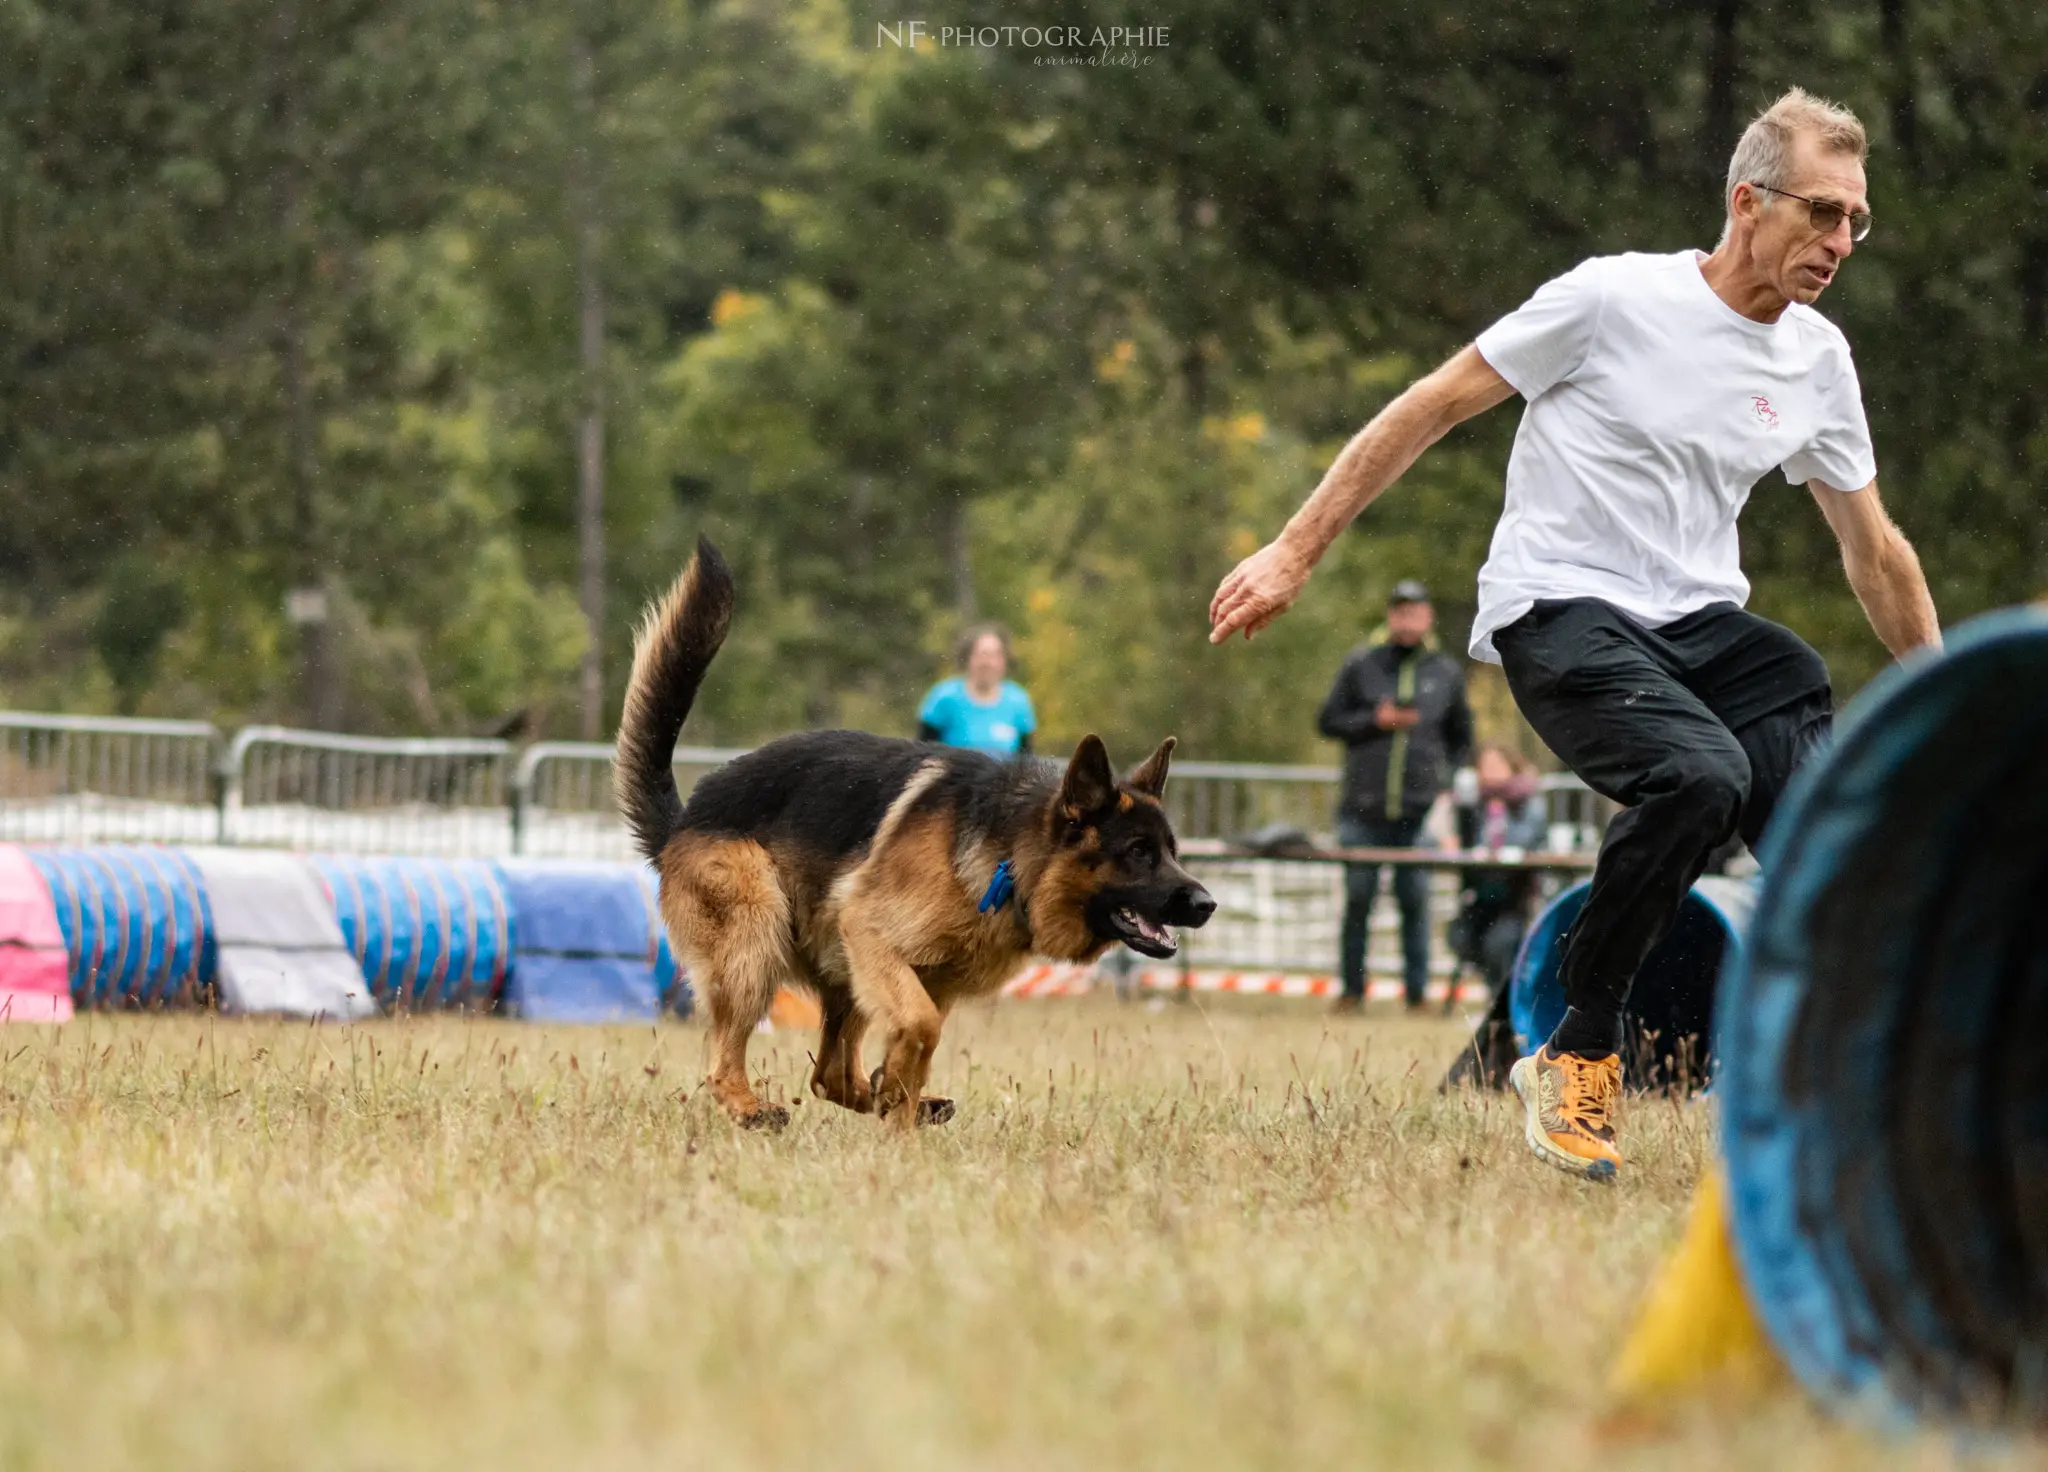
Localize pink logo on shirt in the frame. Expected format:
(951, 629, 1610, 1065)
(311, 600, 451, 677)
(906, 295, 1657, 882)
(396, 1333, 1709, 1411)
(1750, 394, 1781, 430)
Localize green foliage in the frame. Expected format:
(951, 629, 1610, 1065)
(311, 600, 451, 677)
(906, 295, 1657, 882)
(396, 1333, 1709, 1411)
(90, 555, 187, 714)
(1, 0, 2041, 756)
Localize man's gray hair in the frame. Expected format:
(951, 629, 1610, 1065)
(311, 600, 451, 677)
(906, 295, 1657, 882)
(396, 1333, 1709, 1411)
(1721, 88, 1868, 238)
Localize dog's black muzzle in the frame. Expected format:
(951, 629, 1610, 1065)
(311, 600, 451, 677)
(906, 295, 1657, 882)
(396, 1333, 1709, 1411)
(1164, 881, 1216, 929)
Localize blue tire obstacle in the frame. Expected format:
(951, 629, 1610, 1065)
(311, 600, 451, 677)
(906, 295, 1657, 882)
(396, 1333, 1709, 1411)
(1717, 605, 2048, 1425)
(1446, 873, 1754, 1091)
(1509, 874, 1755, 1090)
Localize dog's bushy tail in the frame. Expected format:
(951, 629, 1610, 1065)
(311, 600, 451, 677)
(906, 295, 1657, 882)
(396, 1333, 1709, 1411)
(616, 537, 734, 864)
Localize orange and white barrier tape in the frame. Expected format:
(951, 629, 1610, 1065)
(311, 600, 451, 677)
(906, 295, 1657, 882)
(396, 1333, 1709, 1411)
(759, 967, 1487, 1029)
(1000, 963, 1101, 998)
(1000, 962, 1489, 1004)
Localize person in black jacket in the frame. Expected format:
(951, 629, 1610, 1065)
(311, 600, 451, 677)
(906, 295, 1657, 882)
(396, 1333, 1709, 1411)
(1319, 581, 1474, 1011)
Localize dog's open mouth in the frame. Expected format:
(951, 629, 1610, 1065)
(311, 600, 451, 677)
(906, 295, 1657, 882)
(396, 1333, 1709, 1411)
(1112, 906, 1179, 958)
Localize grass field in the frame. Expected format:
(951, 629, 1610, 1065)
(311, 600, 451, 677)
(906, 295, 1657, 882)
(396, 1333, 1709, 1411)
(0, 999, 2028, 1470)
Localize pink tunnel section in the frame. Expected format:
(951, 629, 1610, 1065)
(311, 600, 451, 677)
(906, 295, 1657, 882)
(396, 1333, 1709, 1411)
(0, 846, 74, 1023)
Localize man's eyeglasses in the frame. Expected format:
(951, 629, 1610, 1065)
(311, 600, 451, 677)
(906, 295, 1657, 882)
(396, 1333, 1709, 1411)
(1751, 184, 1872, 242)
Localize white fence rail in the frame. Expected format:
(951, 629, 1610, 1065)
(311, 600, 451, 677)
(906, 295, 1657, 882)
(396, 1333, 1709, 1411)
(0, 712, 222, 845)
(221, 726, 515, 855)
(511, 741, 742, 860)
(1166, 761, 1608, 849)
(1164, 761, 1342, 844)
(1176, 856, 1560, 981)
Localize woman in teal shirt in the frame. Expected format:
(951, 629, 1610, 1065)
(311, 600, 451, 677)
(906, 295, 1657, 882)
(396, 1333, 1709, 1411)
(918, 624, 1036, 756)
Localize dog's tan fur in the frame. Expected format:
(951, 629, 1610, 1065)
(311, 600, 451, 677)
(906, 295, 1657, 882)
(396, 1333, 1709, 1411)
(618, 540, 1208, 1132)
(655, 778, 1142, 1130)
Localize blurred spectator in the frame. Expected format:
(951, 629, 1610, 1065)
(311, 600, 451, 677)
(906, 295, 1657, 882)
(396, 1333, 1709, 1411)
(918, 624, 1036, 756)
(1448, 744, 1548, 1008)
(1319, 581, 1473, 1012)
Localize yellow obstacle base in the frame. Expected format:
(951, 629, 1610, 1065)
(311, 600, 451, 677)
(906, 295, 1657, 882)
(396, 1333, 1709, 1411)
(1609, 1166, 1783, 1398)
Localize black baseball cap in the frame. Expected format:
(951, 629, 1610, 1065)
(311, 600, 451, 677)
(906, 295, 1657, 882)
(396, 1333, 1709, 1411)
(1388, 579, 1430, 606)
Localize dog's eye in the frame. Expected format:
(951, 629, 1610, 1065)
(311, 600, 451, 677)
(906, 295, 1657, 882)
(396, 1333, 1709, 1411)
(1126, 842, 1154, 865)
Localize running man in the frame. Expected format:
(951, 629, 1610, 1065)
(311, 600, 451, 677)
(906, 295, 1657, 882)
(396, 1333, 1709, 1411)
(1207, 89, 1941, 1177)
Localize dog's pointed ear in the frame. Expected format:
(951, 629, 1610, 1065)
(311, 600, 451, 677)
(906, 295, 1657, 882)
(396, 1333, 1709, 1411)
(1127, 736, 1176, 798)
(1057, 734, 1118, 819)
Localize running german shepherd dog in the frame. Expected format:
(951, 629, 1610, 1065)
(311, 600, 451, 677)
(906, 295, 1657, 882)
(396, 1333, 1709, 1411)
(617, 539, 1216, 1131)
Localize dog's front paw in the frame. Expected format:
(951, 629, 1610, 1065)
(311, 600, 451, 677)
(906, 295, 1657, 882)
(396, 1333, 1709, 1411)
(869, 1067, 952, 1127)
(868, 1065, 907, 1116)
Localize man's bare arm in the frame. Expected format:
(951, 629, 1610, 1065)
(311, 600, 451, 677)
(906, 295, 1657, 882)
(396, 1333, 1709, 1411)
(1808, 478, 1942, 657)
(1208, 346, 1515, 643)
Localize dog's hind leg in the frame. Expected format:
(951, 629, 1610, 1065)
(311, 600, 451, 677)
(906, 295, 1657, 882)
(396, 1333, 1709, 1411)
(808, 986, 873, 1114)
(661, 837, 791, 1131)
(705, 973, 786, 1130)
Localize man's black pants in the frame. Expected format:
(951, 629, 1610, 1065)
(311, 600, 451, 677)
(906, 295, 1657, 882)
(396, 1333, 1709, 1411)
(1492, 598, 1832, 1048)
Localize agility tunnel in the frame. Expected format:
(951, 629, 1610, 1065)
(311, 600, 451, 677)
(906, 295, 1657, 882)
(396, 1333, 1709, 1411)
(1445, 873, 1753, 1091)
(187, 847, 379, 1017)
(0, 844, 686, 1022)
(313, 855, 513, 1011)
(1509, 874, 1755, 1090)
(27, 845, 215, 1008)
(1704, 604, 2048, 1427)
(0, 846, 75, 1020)
(494, 860, 677, 1022)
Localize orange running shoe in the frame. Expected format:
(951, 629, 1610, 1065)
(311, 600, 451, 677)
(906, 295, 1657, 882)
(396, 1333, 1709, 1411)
(1509, 1044, 1622, 1179)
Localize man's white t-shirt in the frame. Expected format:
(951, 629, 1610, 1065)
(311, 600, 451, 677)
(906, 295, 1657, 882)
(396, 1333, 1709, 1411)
(1467, 250, 1877, 662)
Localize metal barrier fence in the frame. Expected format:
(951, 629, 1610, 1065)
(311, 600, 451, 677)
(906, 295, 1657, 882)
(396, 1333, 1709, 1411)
(0, 711, 1614, 855)
(0, 712, 222, 845)
(1179, 855, 1372, 977)
(221, 727, 515, 856)
(511, 741, 741, 860)
(1535, 774, 1611, 842)
(1167, 761, 1609, 849)
(0, 706, 1614, 974)
(507, 748, 1600, 859)
(1165, 761, 1339, 844)
(1177, 852, 1588, 980)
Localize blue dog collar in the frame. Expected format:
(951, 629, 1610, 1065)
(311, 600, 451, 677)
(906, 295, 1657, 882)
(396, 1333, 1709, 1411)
(978, 859, 1016, 914)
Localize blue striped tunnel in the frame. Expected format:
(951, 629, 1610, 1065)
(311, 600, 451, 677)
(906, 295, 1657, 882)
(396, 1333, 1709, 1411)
(1718, 605, 2048, 1427)
(312, 856, 514, 1010)
(26, 846, 215, 1006)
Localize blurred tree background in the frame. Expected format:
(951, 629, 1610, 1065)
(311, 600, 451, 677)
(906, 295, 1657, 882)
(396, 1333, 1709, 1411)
(1, 0, 2042, 761)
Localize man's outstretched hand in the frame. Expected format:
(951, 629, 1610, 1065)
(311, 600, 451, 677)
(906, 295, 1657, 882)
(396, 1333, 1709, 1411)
(1209, 540, 1313, 644)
